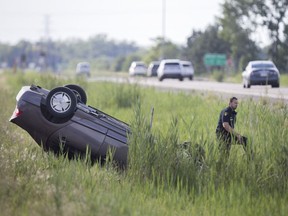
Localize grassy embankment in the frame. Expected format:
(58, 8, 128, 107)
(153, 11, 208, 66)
(0, 71, 287, 216)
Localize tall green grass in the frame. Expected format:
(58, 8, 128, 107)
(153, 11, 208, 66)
(0, 71, 287, 215)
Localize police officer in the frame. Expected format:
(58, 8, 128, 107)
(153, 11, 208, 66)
(216, 97, 246, 156)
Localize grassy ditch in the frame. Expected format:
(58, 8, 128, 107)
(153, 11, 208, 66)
(0, 72, 287, 215)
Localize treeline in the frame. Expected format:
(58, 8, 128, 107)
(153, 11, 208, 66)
(1, 0, 288, 74)
(0, 35, 140, 73)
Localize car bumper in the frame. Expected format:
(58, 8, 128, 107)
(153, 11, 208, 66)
(182, 73, 194, 78)
(249, 77, 279, 85)
(159, 73, 182, 79)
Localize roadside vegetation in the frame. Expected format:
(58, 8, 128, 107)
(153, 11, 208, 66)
(0, 72, 287, 216)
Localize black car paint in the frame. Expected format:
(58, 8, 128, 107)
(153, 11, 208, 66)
(10, 85, 130, 166)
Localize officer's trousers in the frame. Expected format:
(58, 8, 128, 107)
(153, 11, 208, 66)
(216, 132, 247, 156)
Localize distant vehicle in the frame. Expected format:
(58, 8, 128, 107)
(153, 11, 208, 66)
(129, 61, 147, 76)
(181, 61, 194, 80)
(76, 62, 91, 77)
(157, 59, 183, 81)
(147, 61, 160, 77)
(242, 60, 280, 88)
(10, 84, 130, 167)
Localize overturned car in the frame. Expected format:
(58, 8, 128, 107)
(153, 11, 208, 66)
(10, 84, 130, 166)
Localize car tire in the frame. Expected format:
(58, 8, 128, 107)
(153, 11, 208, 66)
(64, 84, 87, 104)
(189, 75, 193, 81)
(272, 83, 279, 88)
(179, 77, 183, 81)
(46, 87, 77, 118)
(159, 77, 164, 82)
(243, 79, 247, 88)
(244, 79, 251, 88)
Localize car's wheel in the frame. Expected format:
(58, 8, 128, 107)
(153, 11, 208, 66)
(159, 77, 164, 81)
(244, 79, 251, 88)
(189, 75, 193, 81)
(64, 84, 87, 104)
(243, 79, 247, 88)
(272, 82, 280, 88)
(46, 87, 77, 118)
(179, 77, 183, 81)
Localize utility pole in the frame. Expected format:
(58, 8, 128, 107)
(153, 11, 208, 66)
(161, 0, 166, 60)
(39, 14, 51, 72)
(44, 14, 50, 41)
(162, 0, 166, 42)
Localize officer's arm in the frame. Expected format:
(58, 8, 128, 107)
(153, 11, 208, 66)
(223, 122, 233, 133)
(223, 122, 241, 137)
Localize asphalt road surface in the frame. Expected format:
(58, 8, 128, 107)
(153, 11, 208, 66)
(91, 76, 288, 103)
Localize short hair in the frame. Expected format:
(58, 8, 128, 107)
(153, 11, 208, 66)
(229, 97, 238, 103)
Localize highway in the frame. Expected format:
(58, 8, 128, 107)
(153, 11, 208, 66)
(90, 76, 288, 103)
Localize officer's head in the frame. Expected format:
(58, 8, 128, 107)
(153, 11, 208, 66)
(229, 97, 238, 110)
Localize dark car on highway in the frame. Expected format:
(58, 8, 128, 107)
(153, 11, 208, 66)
(147, 61, 160, 77)
(10, 84, 130, 167)
(242, 60, 280, 88)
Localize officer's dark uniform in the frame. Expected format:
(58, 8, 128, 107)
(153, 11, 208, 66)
(216, 106, 238, 152)
(216, 106, 248, 154)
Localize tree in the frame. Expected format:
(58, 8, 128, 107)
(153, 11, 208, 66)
(184, 25, 231, 73)
(143, 37, 181, 64)
(220, 0, 288, 71)
(0, 43, 13, 67)
(252, 0, 288, 71)
(217, 0, 259, 72)
(0, 35, 142, 73)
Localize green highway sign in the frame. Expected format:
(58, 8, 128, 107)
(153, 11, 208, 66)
(203, 53, 226, 66)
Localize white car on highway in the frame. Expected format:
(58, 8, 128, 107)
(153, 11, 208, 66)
(157, 59, 194, 81)
(157, 59, 183, 81)
(129, 61, 147, 76)
(76, 62, 91, 77)
(181, 60, 194, 80)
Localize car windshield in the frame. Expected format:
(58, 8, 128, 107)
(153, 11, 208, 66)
(252, 63, 275, 69)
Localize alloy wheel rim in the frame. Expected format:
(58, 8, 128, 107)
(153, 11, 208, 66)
(50, 92, 72, 113)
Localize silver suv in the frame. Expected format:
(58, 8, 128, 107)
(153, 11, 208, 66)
(181, 61, 194, 80)
(76, 62, 91, 77)
(129, 61, 147, 76)
(157, 59, 183, 81)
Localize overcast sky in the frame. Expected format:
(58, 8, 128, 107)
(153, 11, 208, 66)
(4, 0, 268, 47)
